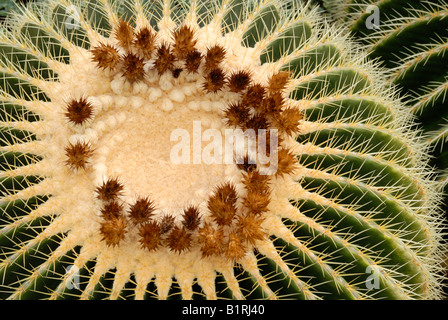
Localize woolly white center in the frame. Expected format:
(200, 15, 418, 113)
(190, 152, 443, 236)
(100, 100, 239, 212)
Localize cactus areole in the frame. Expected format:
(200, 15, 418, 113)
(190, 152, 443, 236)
(0, 0, 446, 300)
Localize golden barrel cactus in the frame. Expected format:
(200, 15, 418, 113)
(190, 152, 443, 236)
(0, 0, 446, 299)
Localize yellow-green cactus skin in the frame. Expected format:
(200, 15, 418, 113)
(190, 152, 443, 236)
(0, 0, 446, 299)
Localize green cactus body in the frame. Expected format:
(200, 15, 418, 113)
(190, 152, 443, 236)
(323, 0, 448, 200)
(0, 0, 445, 299)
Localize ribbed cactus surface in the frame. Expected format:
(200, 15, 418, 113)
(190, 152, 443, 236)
(323, 0, 448, 200)
(0, 0, 445, 299)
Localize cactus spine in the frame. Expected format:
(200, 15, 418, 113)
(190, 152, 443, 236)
(0, 0, 446, 299)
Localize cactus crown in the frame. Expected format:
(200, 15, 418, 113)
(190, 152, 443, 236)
(0, 0, 446, 300)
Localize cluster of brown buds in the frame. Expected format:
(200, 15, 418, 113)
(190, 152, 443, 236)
(90, 21, 226, 85)
(60, 19, 304, 261)
(95, 177, 201, 254)
(90, 19, 302, 161)
(94, 177, 267, 260)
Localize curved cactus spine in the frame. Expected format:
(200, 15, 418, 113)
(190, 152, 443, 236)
(0, 0, 445, 300)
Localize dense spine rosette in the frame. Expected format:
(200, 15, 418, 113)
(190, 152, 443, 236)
(0, 0, 445, 300)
